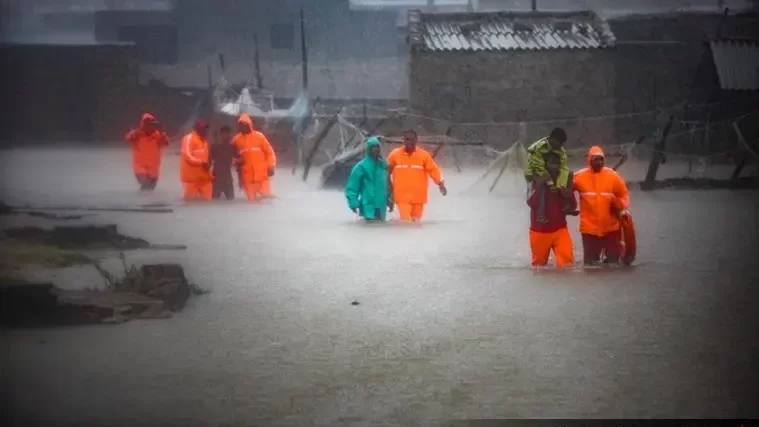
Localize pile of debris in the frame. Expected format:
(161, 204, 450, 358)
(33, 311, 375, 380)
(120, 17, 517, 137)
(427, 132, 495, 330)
(1, 257, 208, 327)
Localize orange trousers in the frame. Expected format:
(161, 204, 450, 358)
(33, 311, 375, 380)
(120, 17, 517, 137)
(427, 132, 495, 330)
(396, 203, 425, 221)
(529, 228, 574, 267)
(243, 179, 272, 201)
(183, 182, 212, 201)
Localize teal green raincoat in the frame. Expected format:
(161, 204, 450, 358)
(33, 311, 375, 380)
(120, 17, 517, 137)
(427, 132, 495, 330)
(345, 137, 390, 221)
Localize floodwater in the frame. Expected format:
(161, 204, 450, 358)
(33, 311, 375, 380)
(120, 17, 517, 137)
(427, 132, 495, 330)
(1, 148, 758, 426)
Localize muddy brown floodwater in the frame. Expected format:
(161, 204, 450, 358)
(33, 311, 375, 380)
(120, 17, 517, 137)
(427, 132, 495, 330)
(1, 148, 758, 426)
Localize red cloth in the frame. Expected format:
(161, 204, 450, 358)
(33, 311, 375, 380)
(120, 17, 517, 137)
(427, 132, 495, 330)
(527, 183, 575, 233)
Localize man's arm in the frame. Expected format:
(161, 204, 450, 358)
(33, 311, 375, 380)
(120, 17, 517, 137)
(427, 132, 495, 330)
(423, 153, 444, 185)
(181, 135, 205, 165)
(611, 171, 630, 211)
(125, 129, 138, 143)
(345, 163, 363, 212)
(261, 134, 277, 169)
(159, 131, 170, 146)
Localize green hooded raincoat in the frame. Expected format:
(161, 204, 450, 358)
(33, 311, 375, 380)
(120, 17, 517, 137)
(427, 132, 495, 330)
(345, 137, 390, 221)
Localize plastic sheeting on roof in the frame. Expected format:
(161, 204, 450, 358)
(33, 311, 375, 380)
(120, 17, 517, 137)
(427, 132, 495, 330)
(710, 40, 759, 91)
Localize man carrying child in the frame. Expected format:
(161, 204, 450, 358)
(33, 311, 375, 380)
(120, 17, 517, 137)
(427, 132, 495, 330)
(527, 151, 577, 267)
(525, 127, 570, 225)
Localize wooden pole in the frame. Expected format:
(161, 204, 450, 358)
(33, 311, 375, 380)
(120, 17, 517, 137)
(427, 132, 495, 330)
(730, 121, 751, 186)
(642, 115, 675, 191)
(300, 9, 308, 91)
(489, 156, 510, 193)
(253, 32, 263, 89)
(302, 114, 339, 181)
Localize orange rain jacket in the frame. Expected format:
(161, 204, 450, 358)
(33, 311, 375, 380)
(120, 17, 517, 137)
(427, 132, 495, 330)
(387, 146, 443, 205)
(124, 113, 169, 178)
(232, 114, 276, 184)
(573, 146, 630, 237)
(180, 130, 211, 183)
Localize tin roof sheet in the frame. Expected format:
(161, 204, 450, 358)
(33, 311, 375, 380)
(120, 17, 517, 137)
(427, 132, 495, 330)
(710, 40, 759, 91)
(411, 10, 616, 52)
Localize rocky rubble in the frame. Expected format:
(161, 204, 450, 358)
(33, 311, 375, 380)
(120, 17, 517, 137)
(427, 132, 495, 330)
(0, 261, 208, 328)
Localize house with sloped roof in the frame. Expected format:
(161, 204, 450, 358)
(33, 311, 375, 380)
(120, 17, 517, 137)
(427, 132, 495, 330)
(407, 9, 619, 149)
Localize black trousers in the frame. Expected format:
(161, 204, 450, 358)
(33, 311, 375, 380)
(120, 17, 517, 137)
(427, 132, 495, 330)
(212, 180, 234, 200)
(135, 174, 158, 191)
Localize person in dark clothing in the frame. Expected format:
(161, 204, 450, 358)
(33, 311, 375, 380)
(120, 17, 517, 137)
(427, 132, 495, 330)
(210, 126, 238, 200)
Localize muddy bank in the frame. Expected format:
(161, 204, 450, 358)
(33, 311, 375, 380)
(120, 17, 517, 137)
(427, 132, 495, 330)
(0, 263, 208, 328)
(1, 224, 187, 251)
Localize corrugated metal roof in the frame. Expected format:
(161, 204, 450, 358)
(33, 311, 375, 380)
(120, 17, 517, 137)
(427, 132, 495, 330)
(710, 40, 759, 91)
(411, 11, 617, 51)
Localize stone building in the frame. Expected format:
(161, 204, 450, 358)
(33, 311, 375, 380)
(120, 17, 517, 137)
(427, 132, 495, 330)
(407, 9, 619, 149)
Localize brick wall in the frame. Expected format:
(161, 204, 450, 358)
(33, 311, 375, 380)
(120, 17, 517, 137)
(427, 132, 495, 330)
(409, 49, 617, 150)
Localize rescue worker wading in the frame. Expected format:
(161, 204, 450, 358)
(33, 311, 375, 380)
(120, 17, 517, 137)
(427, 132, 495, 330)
(345, 136, 393, 222)
(210, 125, 238, 200)
(232, 114, 276, 201)
(180, 119, 213, 201)
(525, 128, 569, 224)
(573, 146, 630, 265)
(387, 130, 447, 221)
(526, 152, 577, 267)
(124, 113, 169, 191)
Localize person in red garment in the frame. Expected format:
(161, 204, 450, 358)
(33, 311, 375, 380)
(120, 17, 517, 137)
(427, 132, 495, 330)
(527, 152, 578, 267)
(124, 113, 169, 191)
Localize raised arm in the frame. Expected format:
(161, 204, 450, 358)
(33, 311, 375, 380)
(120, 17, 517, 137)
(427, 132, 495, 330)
(125, 129, 138, 143)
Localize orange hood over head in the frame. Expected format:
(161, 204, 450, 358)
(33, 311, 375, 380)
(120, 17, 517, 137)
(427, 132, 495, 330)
(587, 145, 605, 167)
(238, 114, 254, 130)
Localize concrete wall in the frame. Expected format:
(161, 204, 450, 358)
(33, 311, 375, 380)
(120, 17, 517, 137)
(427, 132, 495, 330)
(409, 13, 759, 150)
(0, 43, 140, 143)
(0, 43, 200, 144)
(136, 0, 408, 99)
(409, 49, 617, 149)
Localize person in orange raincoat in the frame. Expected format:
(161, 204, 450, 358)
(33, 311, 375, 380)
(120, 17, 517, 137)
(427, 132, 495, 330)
(124, 113, 169, 191)
(180, 119, 212, 201)
(573, 146, 630, 265)
(232, 114, 276, 201)
(387, 129, 447, 221)
(527, 152, 578, 267)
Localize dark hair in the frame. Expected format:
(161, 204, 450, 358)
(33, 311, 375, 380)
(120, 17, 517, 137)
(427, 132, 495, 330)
(549, 127, 567, 143)
(403, 129, 418, 137)
(219, 126, 231, 132)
